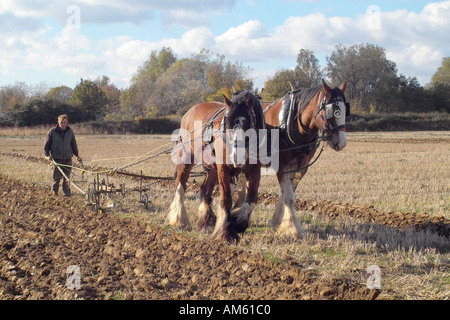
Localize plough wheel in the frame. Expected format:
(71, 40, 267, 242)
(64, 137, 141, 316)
(140, 193, 149, 209)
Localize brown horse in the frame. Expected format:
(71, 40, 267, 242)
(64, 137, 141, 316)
(168, 91, 264, 242)
(261, 79, 349, 239)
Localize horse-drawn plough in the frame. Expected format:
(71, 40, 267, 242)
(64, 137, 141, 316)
(85, 171, 152, 212)
(52, 161, 150, 212)
(51, 142, 208, 213)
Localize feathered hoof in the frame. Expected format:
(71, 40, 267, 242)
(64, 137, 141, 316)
(275, 225, 303, 241)
(167, 201, 191, 230)
(211, 224, 240, 243)
(230, 202, 255, 234)
(231, 215, 250, 234)
(196, 213, 216, 233)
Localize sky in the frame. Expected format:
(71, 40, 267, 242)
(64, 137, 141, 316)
(1, 0, 449, 91)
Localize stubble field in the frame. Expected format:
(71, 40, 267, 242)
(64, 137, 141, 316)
(0, 130, 449, 300)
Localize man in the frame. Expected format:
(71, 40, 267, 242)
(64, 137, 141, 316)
(44, 114, 82, 196)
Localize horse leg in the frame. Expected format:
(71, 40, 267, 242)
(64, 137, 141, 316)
(271, 172, 286, 229)
(271, 172, 303, 239)
(211, 166, 239, 242)
(197, 169, 218, 233)
(233, 173, 247, 209)
(290, 170, 304, 192)
(167, 162, 194, 230)
(231, 165, 260, 233)
(273, 171, 304, 226)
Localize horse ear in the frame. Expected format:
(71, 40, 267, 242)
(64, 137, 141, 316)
(223, 94, 232, 107)
(339, 82, 347, 93)
(321, 79, 332, 95)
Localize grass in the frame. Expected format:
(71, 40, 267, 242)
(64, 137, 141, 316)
(0, 130, 449, 299)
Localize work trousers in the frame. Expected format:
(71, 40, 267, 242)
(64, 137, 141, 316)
(52, 159, 72, 196)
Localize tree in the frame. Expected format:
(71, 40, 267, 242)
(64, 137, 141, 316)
(431, 57, 450, 86)
(261, 49, 322, 101)
(326, 43, 400, 113)
(261, 69, 297, 101)
(201, 50, 254, 102)
(118, 86, 140, 119)
(95, 76, 121, 115)
(46, 86, 73, 104)
(149, 53, 253, 116)
(396, 75, 430, 113)
(132, 47, 177, 84)
(70, 79, 108, 121)
(120, 48, 254, 117)
(295, 49, 323, 87)
(427, 57, 450, 112)
(124, 48, 178, 117)
(0, 82, 30, 114)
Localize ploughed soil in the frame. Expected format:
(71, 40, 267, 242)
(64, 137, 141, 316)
(0, 175, 380, 300)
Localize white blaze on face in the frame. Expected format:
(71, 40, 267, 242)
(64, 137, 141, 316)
(228, 116, 248, 167)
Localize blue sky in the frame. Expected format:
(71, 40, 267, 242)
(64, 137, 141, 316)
(1, 0, 448, 91)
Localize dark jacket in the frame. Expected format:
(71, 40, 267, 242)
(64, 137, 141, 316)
(44, 125, 79, 160)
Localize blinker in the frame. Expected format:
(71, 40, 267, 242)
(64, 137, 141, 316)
(334, 108, 342, 119)
(324, 104, 335, 119)
(324, 103, 343, 120)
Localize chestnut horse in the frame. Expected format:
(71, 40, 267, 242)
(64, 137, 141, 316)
(168, 91, 264, 242)
(235, 80, 349, 239)
(262, 79, 350, 239)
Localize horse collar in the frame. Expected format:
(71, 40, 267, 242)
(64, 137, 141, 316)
(220, 108, 229, 134)
(277, 92, 319, 153)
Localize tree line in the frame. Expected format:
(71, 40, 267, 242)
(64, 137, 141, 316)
(262, 44, 449, 114)
(1, 44, 449, 127)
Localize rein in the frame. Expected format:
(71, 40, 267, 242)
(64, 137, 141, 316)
(276, 140, 325, 175)
(274, 134, 325, 175)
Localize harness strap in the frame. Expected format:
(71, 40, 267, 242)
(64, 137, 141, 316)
(203, 106, 226, 142)
(263, 95, 320, 155)
(315, 92, 347, 138)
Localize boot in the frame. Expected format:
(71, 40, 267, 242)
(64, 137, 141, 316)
(62, 179, 71, 197)
(52, 179, 60, 196)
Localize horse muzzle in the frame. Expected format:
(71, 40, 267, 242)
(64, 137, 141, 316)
(331, 130, 347, 151)
(228, 128, 248, 167)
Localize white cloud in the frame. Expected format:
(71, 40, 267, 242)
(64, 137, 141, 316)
(100, 37, 159, 84)
(97, 27, 215, 86)
(213, 1, 450, 86)
(386, 44, 444, 83)
(179, 27, 215, 54)
(23, 28, 102, 73)
(0, 0, 235, 26)
(215, 20, 272, 59)
(1, 0, 449, 89)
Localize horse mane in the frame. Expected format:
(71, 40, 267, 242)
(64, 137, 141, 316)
(292, 85, 347, 118)
(229, 90, 265, 130)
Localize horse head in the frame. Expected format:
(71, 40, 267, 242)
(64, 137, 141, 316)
(316, 80, 350, 152)
(223, 91, 263, 168)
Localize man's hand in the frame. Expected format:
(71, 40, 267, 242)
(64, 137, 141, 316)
(45, 155, 53, 162)
(76, 157, 83, 166)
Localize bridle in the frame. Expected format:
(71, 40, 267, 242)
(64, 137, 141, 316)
(223, 95, 256, 135)
(315, 93, 349, 141)
(226, 92, 261, 167)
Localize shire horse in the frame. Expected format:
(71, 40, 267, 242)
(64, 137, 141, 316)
(168, 91, 264, 242)
(263, 79, 350, 239)
(238, 79, 349, 239)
